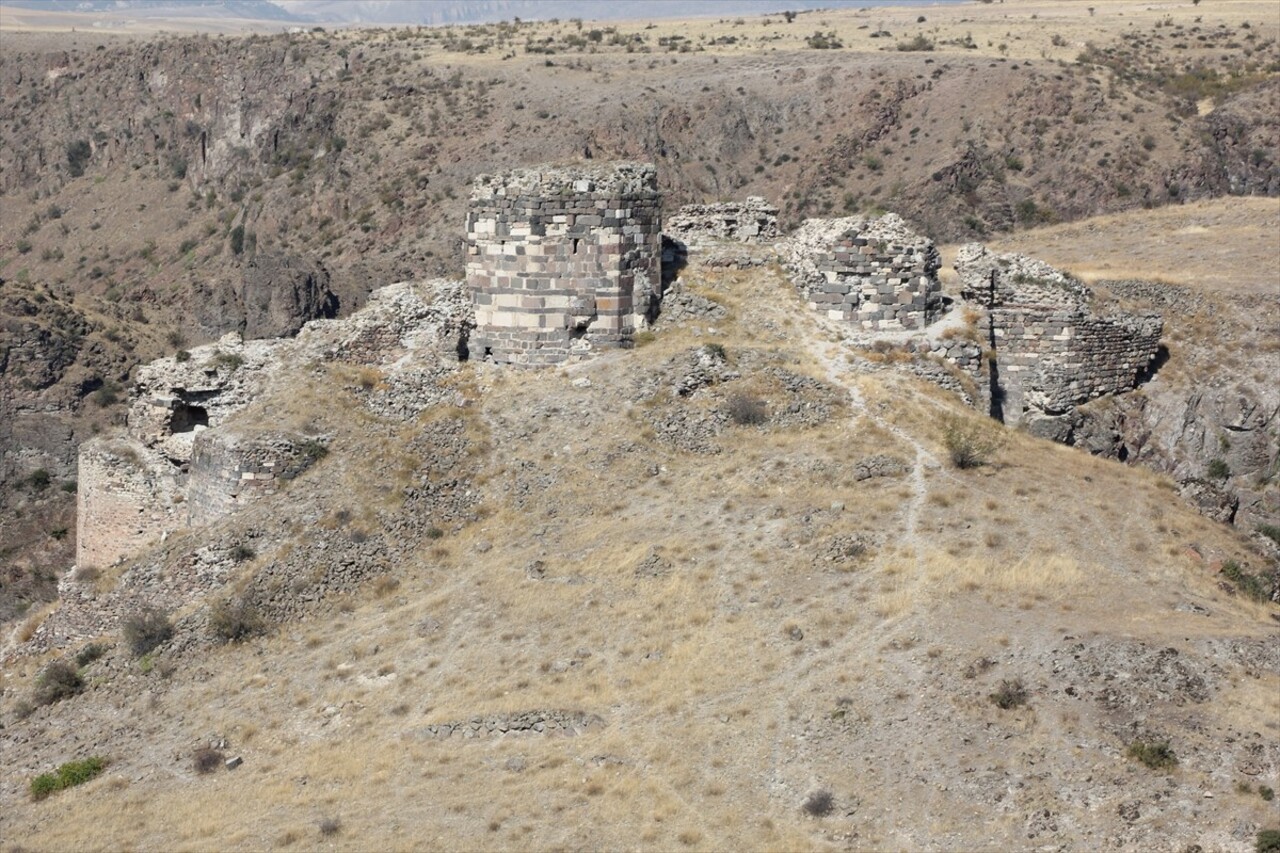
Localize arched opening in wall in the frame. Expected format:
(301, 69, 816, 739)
(169, 403, 209, 434)
(571, 238, 581, 255)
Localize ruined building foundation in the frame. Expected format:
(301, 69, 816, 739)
(466, 162, 662, 366)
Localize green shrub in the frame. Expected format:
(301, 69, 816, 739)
(1206, 458, 1231, 480)
(942, 417, 1005, 469)
(230, 544, 256, 562)
(1221, 560, 1271, 602)
(66, 140, 92, 177)
(1127, 740, 1177, 770)
(1258, 829, 1280, 853)
(122, 607, 173, 657)
(33, 660, 83, 706)
(211, 351, 245, 371)
(75, 642, 108, 667)
(801, 789, 834, 816)
(1260, 785, 1275, 802)
(229, 224, 245, 255)
(193, 747, 224, 774)
(1255, 524, 1280, 547)
(30, 756, 106, 800)
(897, 34, 934, 51)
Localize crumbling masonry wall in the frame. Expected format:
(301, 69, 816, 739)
(665, 197, 780, 245)
(955, 244, 1163, 424)
(466, 163, 661, 366)
(781, 214, 943, 331)
(76, 438, 183, 569)
(187, 429, 318, 527)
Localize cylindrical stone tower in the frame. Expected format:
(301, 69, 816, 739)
(465, 162, 661, 366)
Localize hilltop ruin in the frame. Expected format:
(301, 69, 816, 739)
(466, 163, 662, 366)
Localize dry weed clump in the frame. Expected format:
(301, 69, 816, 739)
(941, 416, 1006, 469)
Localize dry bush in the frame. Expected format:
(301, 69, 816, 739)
(725, 393, 768, 426)
(941, 416, 1005, 469)
(801, 789, 834, 817)
(192, 747, 224, 775)
(33, 660, 83, 707)
(122, 607, 173, 657)
(209, 597, 266, 643)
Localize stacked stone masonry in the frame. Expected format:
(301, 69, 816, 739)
(953, 244, 1163, 423)
(781, 214, 944, 331)
(664, 197, 781, 245)
(76, 438, 183, 570)
(187, 430, 318, 527)
(466, 162, 661, 366)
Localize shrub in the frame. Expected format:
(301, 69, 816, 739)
(229, 224, 245, 255)
(806, 31, 842, 49)
(897, 34, 934, 51)
(75, 642, 108, 667)
(193, 747, 224, 774)
(702, 342, 726, 360)
(1258, 829, 1280, 853)
(1257, 524, 1280, 547)
(1127, 740, 1177, 770)
(31, 756, 106, 800)
(122, 607, 173, 657)
(230, 544, 256, 562)
(990, 678, 1028, 709)
(211, 351, 245, 371)
(319, 817, 342, 836)
(66, 139, 92, 177)
(1260, 785, 1275, 802)
(801, 789, 834, 816)
(941, 417, 1005, 469)
(33, 660, 84, 706)
(1206, 458, 1231, 480)
(1221, 560, 1271, 602)
(24, 468, 52, 490)
(210, 597, 265, 643)
(726, 394, 768, 426)
(298, 439, 329, 463)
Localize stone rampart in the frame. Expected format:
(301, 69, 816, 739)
(465, 162, 661, 366)
(953, 245, 1163, 424)
(76, 437, 183, 569)
(187, 429, 318, 527)
(781, 214, 943, 331)
(665, 197, 780, 245)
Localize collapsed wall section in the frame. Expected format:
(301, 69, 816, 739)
(780, 214, 943, 331)
(465, 162, 661, 366)
(665, 197, 780, 245)
(76, 437, 184, 569)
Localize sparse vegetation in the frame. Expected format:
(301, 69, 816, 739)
(942, 417, 1005, 469)
(1127, 740, 1177, 770)
(30, 757, 106, 800)
(801, 789, 834, 817)
(32, 660, 84, 707)
(725, 393, 768, 426)
(1258, 829, 1280, 853)
(122, 607, 173, 657)
(990, 678, 1028, 709)
(209, 597, 265, 643)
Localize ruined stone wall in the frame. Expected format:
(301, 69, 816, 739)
(992, 308, 1164, 417)
(781, 214, 943, 332)
(76, 437, 183, 569)
(665, 197, 780, 245)
(465, 162, 661, 366)
(187, 430, 316, 527)
(952, 245, 1163, 424)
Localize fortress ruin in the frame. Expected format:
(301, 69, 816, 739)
(954, 244, 1164, 426)
(781, 214, 944, 331)
(466, 163, 662, 366)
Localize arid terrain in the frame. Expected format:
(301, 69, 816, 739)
(0, 1, 1277, 851)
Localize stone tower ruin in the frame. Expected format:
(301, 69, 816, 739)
(465, 162, 662, 366)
